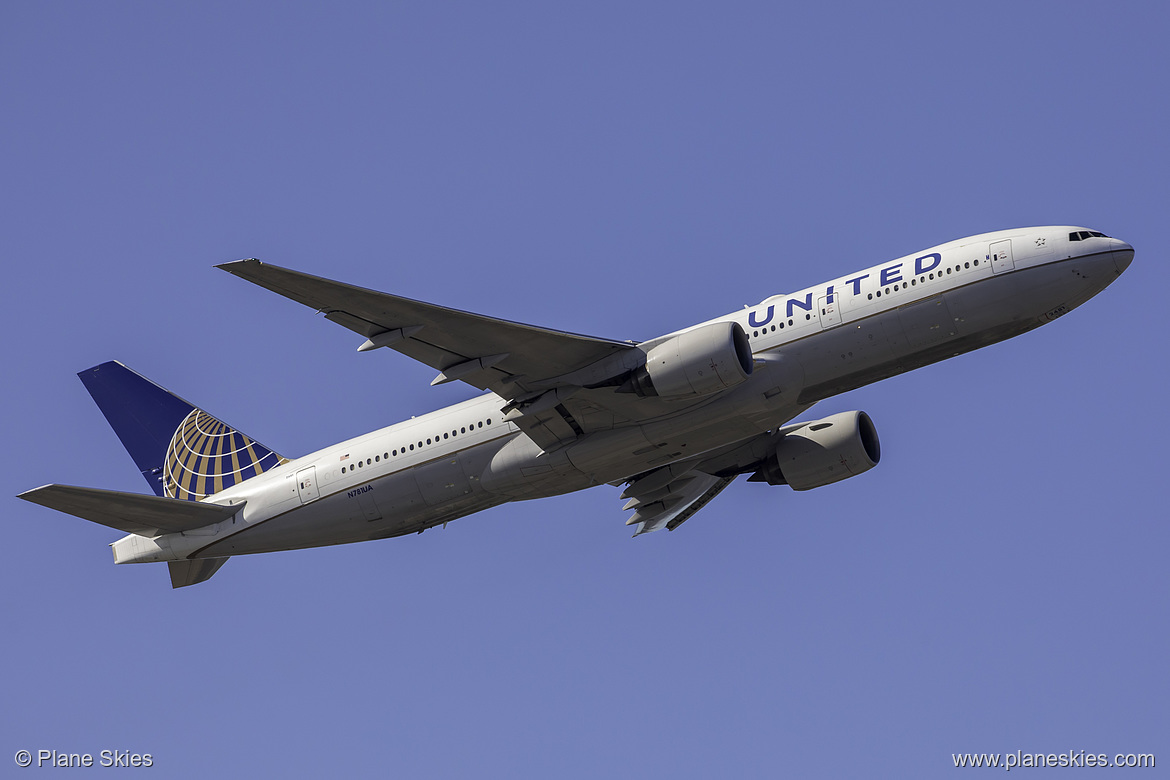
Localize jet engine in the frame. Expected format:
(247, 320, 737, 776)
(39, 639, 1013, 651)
(749, 411, 881, 490)
(622, 321, 753, 398)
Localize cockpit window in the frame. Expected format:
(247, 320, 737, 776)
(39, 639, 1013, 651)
(1069, 230, 1110, 241)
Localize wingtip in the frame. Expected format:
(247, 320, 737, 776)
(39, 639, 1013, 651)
(16, 485, 50, 501)
(215, 258, 263, 273)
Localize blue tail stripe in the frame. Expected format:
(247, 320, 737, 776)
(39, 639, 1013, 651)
(78, 362, 284, 500)
(79, 362, 194, 496)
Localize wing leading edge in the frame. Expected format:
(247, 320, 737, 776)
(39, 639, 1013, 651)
(216, 259, 634, 398)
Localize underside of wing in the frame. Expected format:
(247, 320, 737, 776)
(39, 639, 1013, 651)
(217, 259, 633, 396)
(621, 468, 737, 536)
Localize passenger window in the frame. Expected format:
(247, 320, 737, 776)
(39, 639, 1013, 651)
(375, 455, 380, 462)
(487, 419, 492, 425)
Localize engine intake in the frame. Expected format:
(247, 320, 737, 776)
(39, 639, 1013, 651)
(750, 411, 881, 490)
(622, 321, 753, 398)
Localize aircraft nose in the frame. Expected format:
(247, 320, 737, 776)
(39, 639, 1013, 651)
(1109, 238, 1134, 274)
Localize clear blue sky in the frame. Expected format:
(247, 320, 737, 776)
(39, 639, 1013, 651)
(3, 2, 1166, 777)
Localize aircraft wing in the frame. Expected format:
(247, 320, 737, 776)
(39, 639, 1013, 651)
(620, 469, 736, 536)
(217, 259, 634, 397)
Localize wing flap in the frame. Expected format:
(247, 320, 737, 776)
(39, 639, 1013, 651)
(623, 472, 736, 536)
(18, 484, 240, 537)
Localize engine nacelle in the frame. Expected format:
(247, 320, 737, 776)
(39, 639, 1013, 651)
(751, 411, 881, 490)
(623, 321, 753, 398)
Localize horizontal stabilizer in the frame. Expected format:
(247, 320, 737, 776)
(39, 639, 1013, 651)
(18, 484, 240, 537)
(169, 557, 230, 588)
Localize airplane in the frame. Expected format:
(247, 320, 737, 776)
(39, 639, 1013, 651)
(19, 226, 1133, 588)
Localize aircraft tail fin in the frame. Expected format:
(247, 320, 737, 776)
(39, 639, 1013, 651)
(78, 361, 286, 500)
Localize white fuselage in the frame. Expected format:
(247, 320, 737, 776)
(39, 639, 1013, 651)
(111, 227, 1132, 564)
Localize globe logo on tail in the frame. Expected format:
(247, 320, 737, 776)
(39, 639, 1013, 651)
(163, 409, 285, 500)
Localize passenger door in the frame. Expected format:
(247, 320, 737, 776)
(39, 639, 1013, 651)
(817, 295, 842, 328)
(296, 466, 320, 504)
(990, 239, 1015, 274)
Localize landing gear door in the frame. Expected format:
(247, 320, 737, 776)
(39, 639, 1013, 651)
(296, 466, 320, 504)
(990, 239, 1015, 274)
